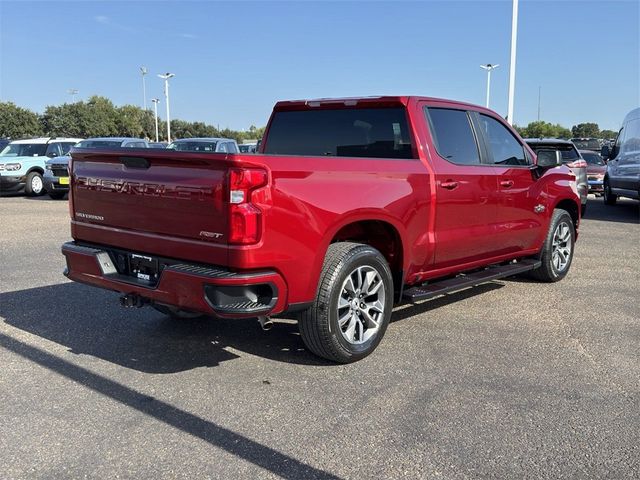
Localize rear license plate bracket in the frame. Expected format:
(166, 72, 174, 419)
(129, 254, 159, 283)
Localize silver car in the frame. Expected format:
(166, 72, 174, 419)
(525, 138, 589, 216)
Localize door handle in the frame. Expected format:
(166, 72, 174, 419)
(440, 180, 459, 190)
(500, 180, 514, 188)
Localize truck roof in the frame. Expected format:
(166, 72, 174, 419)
(273, 96, 490, 111)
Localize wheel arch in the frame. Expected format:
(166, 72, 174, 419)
(554, 198, 580, 232)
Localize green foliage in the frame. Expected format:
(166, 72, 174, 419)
(515, 121, 571, 139)
(0, 102, 43, 138)
(571, 122, 600, 138)
(0, 96, 265, 144)
(599, 129, 618, 139)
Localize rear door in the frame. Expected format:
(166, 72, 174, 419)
(423, 105, 500, 268)
(617, 118, 640, 193)
(473, 113, 544, 254)
(71, 149, 229, 245)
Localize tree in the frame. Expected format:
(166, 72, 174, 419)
(515, 121, 571, 139)
(600, 129, 618, 139)
(0, 102, 43, 138)
(571, 123, 600, 138)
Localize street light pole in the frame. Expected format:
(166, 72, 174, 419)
(507, 0, 519, 125)
(67, 89, 79, 103)
(480, 64, 499, 108)
(158, 73, 175, 143)
(151, 98, 160, 142)
(140, 66, 148, 110)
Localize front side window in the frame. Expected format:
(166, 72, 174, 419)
(0, 143, 48, 157)
(426, 108, 480, 165)
(59, 142, 76, 155)
(45, 144, 62, 157)
(478, 114, 528, 166)
(264, 107, 415, 159)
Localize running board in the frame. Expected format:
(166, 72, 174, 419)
(402, 259, 541, 303)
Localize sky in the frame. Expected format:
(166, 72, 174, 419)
(0, 0, 638, 131)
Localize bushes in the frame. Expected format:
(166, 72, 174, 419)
(0, 96, 265, 143)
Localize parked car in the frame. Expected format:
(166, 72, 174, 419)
(580, 150, 607, 195)
(148, 142, 168, 149)
(239, 143, 258, 153)
(526, 138, 588, 215)
(601, 107, 640, 204)
(0, 138, 10, 152)
(43, 137, 148, 199)
(166, 138, 239, 153)
(571, 138, 602, 152)
(62, 96, 581, 363)
(0, 137, 81, 196)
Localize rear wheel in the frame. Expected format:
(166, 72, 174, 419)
(299, 242, 393, 363)
(603, 178, 617, 205)
(25, 171, 45, 196)
(529, 209, 575, 282)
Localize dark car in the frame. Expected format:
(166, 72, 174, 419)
(526, 138, 588, 215)
(571, 138, 601, 152)
(43, 137, 149, 199)
(580, 150, 607, 195)
(0, 138, 10, 152)
(148, 142, 168, 149)
(601, 107, 640, 204)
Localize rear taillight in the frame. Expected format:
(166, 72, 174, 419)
(566, 159, 587, 168)
(68, 156, 74, 219)
(228, 168, 269, 244)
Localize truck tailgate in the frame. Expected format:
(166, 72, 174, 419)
(70, 149, 229, 248)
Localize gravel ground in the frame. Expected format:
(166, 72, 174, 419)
(0, 194, 638, 479)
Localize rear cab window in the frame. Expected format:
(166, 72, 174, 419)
(425, 108, 481, 165)
(263, 107, 415, 159)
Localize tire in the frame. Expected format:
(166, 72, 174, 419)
(603, 178, 617, 205)
(151, 303, 205, 319)
(529, 209, 575, 282)
(299, 242, 394, 363)
(25, 171, 45, 196)
(48, 191, 66, 200)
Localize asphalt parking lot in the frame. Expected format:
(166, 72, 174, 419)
(0, 195, 638, 479)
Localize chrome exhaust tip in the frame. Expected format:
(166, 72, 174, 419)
(257, 316, 273, 331)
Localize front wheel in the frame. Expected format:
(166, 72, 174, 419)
(299, 242, 394, 363)
(25, 171, 45, 196)
(603, 178, 617, 205)
(529, 209, 575, 282)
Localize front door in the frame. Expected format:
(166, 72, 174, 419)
(474, 113, 544, 254)
(423, 106, 500, 268)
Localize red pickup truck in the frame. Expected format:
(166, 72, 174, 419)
(62, 96, 580, 363)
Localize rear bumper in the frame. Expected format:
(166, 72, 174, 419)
(61, 241, 288, 318)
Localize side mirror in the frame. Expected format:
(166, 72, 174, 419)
(601, 145, 610, 160)
(536, 149, 562, 169)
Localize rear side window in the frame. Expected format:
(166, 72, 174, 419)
(264, 107, 415, 159)
(478, 114, 528, 166)
(426, 108, 480, 165)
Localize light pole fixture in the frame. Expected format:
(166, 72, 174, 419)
(158, 73, 175, 142)
(479, 64, 499, 108)
(151, 98, 160, 142)
(67, 89, 79, 103)
(140, 66, 148, 110)
(507, 0, 519, 124)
